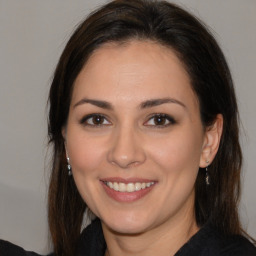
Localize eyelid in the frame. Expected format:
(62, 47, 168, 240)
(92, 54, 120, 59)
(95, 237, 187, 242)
(80, 113, 112, 126)
(79, 113, 176, 128)
(144, 113, 176, 127)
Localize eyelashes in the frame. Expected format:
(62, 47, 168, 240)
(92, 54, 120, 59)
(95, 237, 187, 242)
(144, 114, 176, 127)
(80, 113, 177, 128)
(80, 114, 111, 126)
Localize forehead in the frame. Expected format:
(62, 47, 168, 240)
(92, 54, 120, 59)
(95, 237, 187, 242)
(72, 40, 197, 109)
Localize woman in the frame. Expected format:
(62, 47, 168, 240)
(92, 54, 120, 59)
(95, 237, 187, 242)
(1, 0, 255, 255)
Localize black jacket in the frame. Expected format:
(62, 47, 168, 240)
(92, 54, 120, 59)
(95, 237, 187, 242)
(1, 219, 256, 255)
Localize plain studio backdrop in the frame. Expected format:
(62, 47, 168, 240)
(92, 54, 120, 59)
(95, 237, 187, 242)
(0, 0, 255, 254)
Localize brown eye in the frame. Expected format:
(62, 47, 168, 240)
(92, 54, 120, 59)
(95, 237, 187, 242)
(153, 115, 168, 125)
(91, 115, 105, 125)
(145, 114, 176, 127)
(81, 114, 111, 126)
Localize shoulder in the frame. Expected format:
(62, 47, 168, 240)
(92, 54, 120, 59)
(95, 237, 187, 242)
(0, 240, 53, 256)
(205, 225, 256, 255)
(217, 234, 256, 255)
(176, 223, 256, 256)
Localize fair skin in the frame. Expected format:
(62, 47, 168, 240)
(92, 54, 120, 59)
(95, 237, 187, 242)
(64, 40, 223, 256)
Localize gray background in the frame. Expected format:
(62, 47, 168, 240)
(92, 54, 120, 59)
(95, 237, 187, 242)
(0, 0, 255, 254)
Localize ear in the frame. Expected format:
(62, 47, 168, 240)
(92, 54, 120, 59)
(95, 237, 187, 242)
(62, 126, 68, 157)
(62, 126, 67, 142)
(199, 114, 223, 168)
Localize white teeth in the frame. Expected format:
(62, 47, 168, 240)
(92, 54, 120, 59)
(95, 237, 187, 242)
(135, 182, 142, 191)
(119, 183, 126, 192)
(108, 182, 114, 189)
(113, 182, 119, 191)
(105, 181, 155, 192)
(127, 183, 135, 192)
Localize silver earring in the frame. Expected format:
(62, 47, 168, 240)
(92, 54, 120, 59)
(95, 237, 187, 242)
(205, 160, 210, 185)
(67, 157, 72, 176)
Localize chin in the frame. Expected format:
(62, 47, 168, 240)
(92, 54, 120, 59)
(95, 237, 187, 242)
(108, 222, 147, 235)
(101, 211, 153, 235)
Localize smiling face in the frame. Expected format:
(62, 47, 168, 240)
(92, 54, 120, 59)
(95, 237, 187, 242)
(64, 40, 210, 235)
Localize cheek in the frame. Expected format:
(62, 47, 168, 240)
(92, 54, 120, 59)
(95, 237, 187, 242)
(66, 132, 107, 210)
(146, 128, 203, 212)
(147, 127, 203, 177)
(67, 131, 106, 177)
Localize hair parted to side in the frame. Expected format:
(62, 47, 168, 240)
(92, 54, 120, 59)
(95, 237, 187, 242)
(48, 0, 247, 255)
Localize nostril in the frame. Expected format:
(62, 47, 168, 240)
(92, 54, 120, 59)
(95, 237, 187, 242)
(108, 154, 146, 168)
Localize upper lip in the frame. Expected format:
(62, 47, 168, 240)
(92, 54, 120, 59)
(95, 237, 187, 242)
(100, 177, 156, 184)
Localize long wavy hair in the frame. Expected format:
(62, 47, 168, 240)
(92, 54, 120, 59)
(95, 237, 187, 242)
(48, 0, 247, 255)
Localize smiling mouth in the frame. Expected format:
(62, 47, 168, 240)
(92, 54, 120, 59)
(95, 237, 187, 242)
(103, 181, 155, 193)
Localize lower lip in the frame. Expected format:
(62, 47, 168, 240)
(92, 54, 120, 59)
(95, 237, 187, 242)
(101, 182, 156, 202)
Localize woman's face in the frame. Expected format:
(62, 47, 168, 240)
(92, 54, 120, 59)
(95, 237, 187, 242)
(64, 40, 209, 234)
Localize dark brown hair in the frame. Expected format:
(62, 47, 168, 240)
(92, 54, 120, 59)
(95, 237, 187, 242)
(48, 0, 247, 255)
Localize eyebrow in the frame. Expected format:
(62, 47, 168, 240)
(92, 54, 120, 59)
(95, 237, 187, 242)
(140, 98, 186, 109)
(73, 97, 186, 110)
(73, 98, 113, 110)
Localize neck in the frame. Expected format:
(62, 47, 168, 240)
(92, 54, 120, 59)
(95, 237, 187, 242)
(102, 202, 199, 256)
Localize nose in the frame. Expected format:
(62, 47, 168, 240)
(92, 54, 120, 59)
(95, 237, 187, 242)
(107, 125, 146, 169)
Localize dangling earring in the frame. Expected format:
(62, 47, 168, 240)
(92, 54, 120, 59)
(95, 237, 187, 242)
(205, 160, 210, 185)
(67, 157, 72, 176)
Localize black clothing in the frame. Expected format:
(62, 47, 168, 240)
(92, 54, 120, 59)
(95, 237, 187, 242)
(1, 219, 256, 255)
(0, 240, 49, 256)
